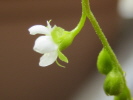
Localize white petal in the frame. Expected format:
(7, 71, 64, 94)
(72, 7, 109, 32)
(39, 51, 58, 67)
(28, 25, 50, 35)
(33, 36, 58, 54)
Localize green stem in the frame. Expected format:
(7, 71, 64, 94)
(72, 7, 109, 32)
(82, 0, 132, 99)
(83, 0, 121, 71)
(70, 0, 86, 38)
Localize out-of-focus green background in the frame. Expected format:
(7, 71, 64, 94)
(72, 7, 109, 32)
(0, 0, 120, 100)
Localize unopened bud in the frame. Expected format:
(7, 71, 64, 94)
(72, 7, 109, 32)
(114, 86, 131, 100)
(97, 48, 113, 75)
(104, 70, 124, 95)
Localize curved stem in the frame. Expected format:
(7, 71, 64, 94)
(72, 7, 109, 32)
(70, 0, 86, 38)
(82, 0, 132, 99)
(83, 0, 121, 71)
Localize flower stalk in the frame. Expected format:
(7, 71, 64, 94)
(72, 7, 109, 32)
(70, 0, 86, 38)
(82, 0, 121, 71)
(81, 0, 132, 99)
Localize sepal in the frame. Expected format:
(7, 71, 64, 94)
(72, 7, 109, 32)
(51, 26, 73, 51)
(58, 50, 69, 63)
(51, 27, 65, 44)
(56, 60, 65, 68)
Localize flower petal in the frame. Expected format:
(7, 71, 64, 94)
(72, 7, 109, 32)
(28, 25, 50, 35)
(39, 51, 58, 67)
(33, 36, 58, 54)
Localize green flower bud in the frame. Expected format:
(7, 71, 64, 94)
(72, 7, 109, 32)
(104, 70, 124, 95)
(114, 87, 131, 100)
(97, 48, 113, 75)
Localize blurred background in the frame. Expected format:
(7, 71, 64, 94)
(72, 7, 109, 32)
(0, 0, 133, 100)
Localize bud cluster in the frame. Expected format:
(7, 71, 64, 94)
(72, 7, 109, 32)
(97, 48, 125, 96)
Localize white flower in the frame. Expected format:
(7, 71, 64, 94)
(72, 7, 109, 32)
(28, 21, 58, 67)
(118, 0, 133, 19)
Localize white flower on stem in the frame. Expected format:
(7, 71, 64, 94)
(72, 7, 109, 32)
(28, 21, 58, 67)
(28, 21, 68, 67)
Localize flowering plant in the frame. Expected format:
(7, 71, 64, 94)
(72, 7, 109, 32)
(28, 0, 133, 100)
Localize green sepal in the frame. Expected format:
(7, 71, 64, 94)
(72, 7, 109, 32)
(58, 50, 69, 63)
(58, 31, 73, 51)
(51, 26, 73, 51)
(97, 48, 113, 75)
(56, 60, 65, 68)
(51, 26, 66, 44)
